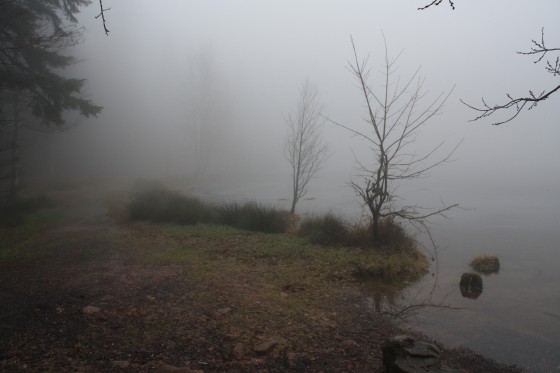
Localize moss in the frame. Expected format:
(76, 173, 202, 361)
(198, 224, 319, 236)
(470, 255, 500, 275)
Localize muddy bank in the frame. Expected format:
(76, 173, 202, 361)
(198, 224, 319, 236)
(0, 185, 523, 372)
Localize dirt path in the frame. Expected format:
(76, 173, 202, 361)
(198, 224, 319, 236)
(0, 183, 523, 372)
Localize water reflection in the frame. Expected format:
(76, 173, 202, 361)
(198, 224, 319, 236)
(363, 283, 402, 314)
(362, 279, 461, 322)
(459, 272, 483, 299)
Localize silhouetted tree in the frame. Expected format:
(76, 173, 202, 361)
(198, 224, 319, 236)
(329, 37, 458, 244)
(0, 0, 102, 204)
(283, 80, 329, 215)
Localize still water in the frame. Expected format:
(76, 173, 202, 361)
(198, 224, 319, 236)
(188, 179, 560, 372)
(403, 212, 560, 372)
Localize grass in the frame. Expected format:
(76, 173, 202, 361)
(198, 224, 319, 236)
(124, 184, 429, 284)
(0, 195, 64, 261)
(470, 255, 500, 275)
(127, 183, 292, 234)
(216, 201, 291, 233)
(0, 182, 429, 285)
(127, 182, 216, 225)
(0, 194, 55, 227)
(353, 248, 429, 283)
(298, 212, 349, 246)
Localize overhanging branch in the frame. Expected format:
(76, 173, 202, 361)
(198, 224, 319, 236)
(95, 0, 110, 35)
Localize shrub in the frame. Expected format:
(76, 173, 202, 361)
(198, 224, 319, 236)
(298, 212, 349, 246)
(127, 183, 215, 225)
(345, 218, 414, 252)
(217, 201, 291, 233)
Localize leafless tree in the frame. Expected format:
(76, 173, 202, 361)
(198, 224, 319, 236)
(283, 80, 329, 215)
(328, 36, 459, 244)
(185, 47, 229, 178)
(462, 28, 560, 125)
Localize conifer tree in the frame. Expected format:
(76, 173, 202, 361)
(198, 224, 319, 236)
(0, 0, 101, 204)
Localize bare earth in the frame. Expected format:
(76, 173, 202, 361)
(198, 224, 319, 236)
(0, 184, 524, 372)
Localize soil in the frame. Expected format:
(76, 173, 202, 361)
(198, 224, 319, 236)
(0, 183, 524, 372)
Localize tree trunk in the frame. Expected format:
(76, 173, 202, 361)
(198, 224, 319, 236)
(5, 98, 20, 207)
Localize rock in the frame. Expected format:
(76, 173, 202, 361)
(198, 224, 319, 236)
(469, 255, 500, 275)
(254, 336, 287, 354)
(233, 342, 246, 360)
(459, 272, 483, 299)
(341, 339, 358, 348)
(81, 305, 101, 314)
(213, 307, 232, 319)
(224, 326, 243, 341)
(286, 352, 300, 368)
(378, 335, 457, 373)
(159, 365, 203, 373)
(111, 360, 130, 368)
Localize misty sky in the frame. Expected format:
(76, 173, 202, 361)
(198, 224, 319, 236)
(42, 0, 560, 223)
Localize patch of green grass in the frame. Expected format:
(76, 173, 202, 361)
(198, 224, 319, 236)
(126, 217, 429, 285)
(353, 247, 429, 283)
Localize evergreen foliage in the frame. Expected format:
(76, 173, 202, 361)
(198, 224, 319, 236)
(0, 0, 101, 126)
(0, 0, 101, 205)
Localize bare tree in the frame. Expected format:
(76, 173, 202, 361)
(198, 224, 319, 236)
(185, 47, 229, 178)
(328, 36, 459, 244)
(283, 80, 329, 215)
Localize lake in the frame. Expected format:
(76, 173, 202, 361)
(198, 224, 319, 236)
(187, 178, 560, 372)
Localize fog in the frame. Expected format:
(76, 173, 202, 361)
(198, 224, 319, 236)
(29, 0, 558, 215)
(10, 1, 560, 371)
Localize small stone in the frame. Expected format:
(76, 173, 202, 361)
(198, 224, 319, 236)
(159, 365, 203, 373)
(254, 336, 287, 354)
(225, 326, 243, 341)
(341, 339, 358, 348)
(286, 352, 300, 367)
(111, 360, 130, 368)
(213, 307, 232, 319)
(81, 305, 101, 314)
(146, 295, 156, 301)
(233, 342, 246, 360)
